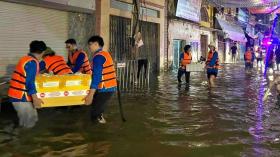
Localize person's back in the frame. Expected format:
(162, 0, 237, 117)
(43, 55, 73, 75)
(40, 47, 73, 75)
(231, 45, 237, 55)
(8, 40, 46, 128)
(244, 50, 252, 62)
(231, 43, 238, 63)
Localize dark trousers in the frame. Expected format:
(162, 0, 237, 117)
(137, 59, 148, 79)
(177, 68, 190, 84)
(91, 92, 114, 121)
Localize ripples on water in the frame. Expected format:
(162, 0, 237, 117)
(1, 64, 280, 157)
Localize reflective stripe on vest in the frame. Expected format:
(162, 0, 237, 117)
(44, 55, 73, 75)
(181, 52, 192, 66)
(68, 50, 92, 74)
(206, 51, 220, 69)
(8, 56, 39, 101)
(93, 51, 117, 89)
(245, 51, 252, 62)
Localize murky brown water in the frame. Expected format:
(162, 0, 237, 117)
(1, 64, 280, 157)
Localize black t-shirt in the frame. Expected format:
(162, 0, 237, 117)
(231, 46, 237, 54)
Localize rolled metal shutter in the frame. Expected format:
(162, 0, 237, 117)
(0, 1, 68, 76)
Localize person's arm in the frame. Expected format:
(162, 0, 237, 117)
(72, 53, 85, 73)
(209, 52, 218, 67)
(25, 61, 43, 108)
(39, 61, 46, 73)
(90, 55, 105, 90)
(84, 55, 105, 105)
(67, 57, 71, 67)
(25, 61, 37, 96)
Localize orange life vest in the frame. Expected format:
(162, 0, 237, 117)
(206, 51, 220, 69)
(93, 51, 117, 89)
(68, 49, 92, 74)
(181, 52, 192, 68)
(8, 56, 39, 101)
(244, 51, 252, 63)
(44, 55, 73, 75)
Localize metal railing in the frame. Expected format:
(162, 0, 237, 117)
(116, 60, 150, 93)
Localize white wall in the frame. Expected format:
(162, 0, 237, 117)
(168, 20, 213, 64)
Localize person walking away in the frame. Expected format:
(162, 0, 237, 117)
(40, 47, 73, 75)
(267, 46, 275, 72)
(275, 45, 280, 71)
(256, 47, 263, 68)
(244, 47, 253, 72)
(8, 41, 46, 128)
(230, 42, 238, 63)
(206, 43, 220, 88)
(83, 36, 117, 124)
(65, 39, 92, 74)
(251, 48, 256, 69)
(177, 45, 192, 85)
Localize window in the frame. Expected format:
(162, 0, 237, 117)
(201, 7, 209, 22)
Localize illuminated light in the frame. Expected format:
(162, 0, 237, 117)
(269, 68, 274, 74)
(268, 75, 274, 81)
(267, 41, 272, 45)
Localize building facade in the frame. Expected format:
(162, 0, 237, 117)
(95, 0, 165, 73)
(167, 0, 216, 70)
(0, 0, 96, 76)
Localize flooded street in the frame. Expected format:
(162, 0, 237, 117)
(1, 64, 280, 157)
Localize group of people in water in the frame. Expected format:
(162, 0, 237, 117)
(8, 35, 117, 128)
(176, 41, 280, 106)
(177, 42, 220, 88)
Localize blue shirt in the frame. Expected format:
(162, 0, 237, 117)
(10, 54, 38, 102)
(67, 52, 85, 73)
(90, 49, 116, 93)
(207, 51, 218, 74)
(208, 51, 218, 67)
(39, 61, 46, 72)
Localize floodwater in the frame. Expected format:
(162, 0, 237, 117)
(1, 64, 280, 157)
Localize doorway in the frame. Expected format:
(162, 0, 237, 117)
(172, 39, 185, 70)
(200, 35, 208, 58)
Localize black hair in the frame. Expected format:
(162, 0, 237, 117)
(65, 39, 77, 45)
(184, 45, 191, 52)
(88, 35, 104, 47)
(30, 40, 47, 54)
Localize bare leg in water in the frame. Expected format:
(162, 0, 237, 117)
(208, 75, 216, 88)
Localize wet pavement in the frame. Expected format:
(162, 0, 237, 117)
(1, 64, 280, 157)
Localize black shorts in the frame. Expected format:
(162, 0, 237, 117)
(207, 69, 218, 79)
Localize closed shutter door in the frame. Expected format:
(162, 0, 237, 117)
(0, 1, 68, 76)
